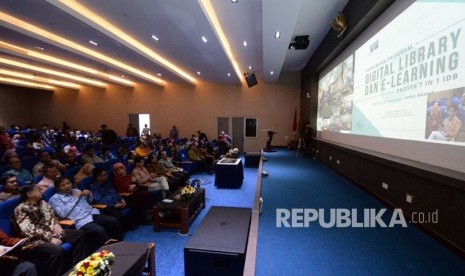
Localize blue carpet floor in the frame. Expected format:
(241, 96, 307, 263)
(123, 163, 258, 276)
(256, 149, 465, 276)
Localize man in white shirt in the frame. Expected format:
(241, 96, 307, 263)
(141, 124, 151, 136)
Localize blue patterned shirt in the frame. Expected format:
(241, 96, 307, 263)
(49, 189, 100, 229)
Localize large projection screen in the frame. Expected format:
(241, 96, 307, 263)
(317, 0, 465, 173)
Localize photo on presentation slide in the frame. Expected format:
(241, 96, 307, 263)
(317, 55, 354, 132)
(425, 88, 465, 142)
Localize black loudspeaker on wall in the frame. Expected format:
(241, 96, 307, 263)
(245, 73, 258, 88)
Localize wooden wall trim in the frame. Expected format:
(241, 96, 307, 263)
(314, 138, 465, 191)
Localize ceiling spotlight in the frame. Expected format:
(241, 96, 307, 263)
(201, 36, 208, 43)
(157, 73, 162, 76)
(151, 34, 159, 41)
(270, 71, 274, 75)
(231, 0, 238, 3)
(88, 40, 98, 46)
(227, 73, 231, 77)
(248, 65, 252, 70)
(197, 71, 201, 75)
(120, 75, 125, 78)
(243, 41, 247, 47)
(274, 31, 281, 38)
(34, 46, 45, 51)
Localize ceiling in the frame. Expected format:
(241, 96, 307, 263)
(0, 0, 349, 90)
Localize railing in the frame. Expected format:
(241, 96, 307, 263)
(243, 150, 264, 276)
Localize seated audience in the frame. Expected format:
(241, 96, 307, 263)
(112, 162, 155, 211)
(10, 133, 23, 148)
(62, 152, 80, 169)
(36, 164, 59, 194)
(32, 151, 65, 178)
(134, 142, 151, 158)
(428, 102, 442, 135)
(197, 131, 207, 142)
(22, 142, 38, 157)
(165, 143, 179, 162)
(49, 176, 122, 248)
(90, 168, 138, 231)
(131, 157, 169, 199)
(32, 137, 46, 151)
(63, 138, 80, 156)
(14, 185, 88, 275)
(99, 146, 116, 163)
(221, 130, 232, 144)
(117, 141, 130, 159)
(0, 125, 15, 162)
(80, 145, 103, 164)
(188, 142, 215, 173)
(3, 156, 34, 185)
(40, 124, 56, 149)
(125, 151, 136, 166)
(0, 229, 38, 276)
(158, 151, 188, 176)
(0, 174, 21, 202)
(218, 133, 232, 155)
(74, 163, 94, 187)
(428, 104, 462, 141)
(146, 154, 187, 192)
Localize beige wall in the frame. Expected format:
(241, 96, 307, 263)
(0, 85, 54, 128)
(0, 72, 301, 152)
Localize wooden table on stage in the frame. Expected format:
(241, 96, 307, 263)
(153, 188, 205, 234)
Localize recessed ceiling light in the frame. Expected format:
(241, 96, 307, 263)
(0, 68, 80, 89)
(231, 0, 238, 3)
(0, 11, 164, 85)
(88, 40, 98, 46)
(0, 41, 134, 87)
(34, 46, 45, 51)
(274, 31, 281, 38)
(199, 0, 242, 81)
(270, 71, 274, 75)
(157, 73, 162, 77)
(197, 71, 201, 75)
(0, 56, 107, 88)
(248, 65, 252, 70)
(0, 76, 55, 91)
(227, 73, 231, 77)
(151, 34, 159, 41)
(201, 36, 208, 43)
(243, 41, 247, 47)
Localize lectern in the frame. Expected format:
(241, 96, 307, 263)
(264, 130, 277, 152)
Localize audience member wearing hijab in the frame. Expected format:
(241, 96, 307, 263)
(112, 163, 155, 223)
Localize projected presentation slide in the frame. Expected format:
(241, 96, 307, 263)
(317, 1, 465, 144)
